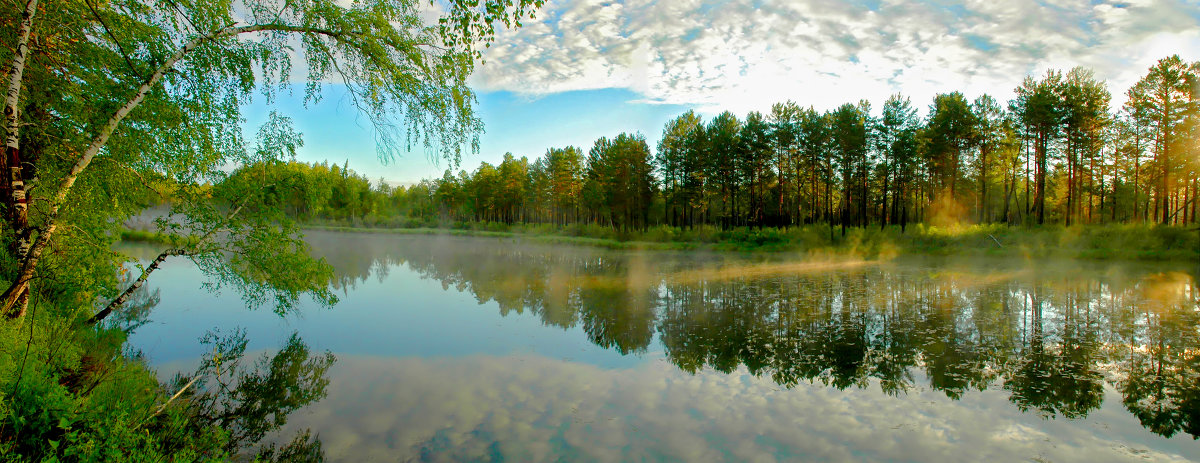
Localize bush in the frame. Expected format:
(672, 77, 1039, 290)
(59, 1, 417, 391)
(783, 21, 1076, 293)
(0, 309, 333, 461)
(641, 225, 676, 242)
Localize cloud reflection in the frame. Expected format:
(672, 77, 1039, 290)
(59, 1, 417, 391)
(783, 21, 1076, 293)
(279, 354, 1194, 462)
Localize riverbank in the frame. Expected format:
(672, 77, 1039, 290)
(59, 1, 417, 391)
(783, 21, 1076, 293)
(295, 222, 1199, 262)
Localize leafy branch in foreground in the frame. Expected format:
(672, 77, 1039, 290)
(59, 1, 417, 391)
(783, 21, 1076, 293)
(90, 112, 338, 325)
(0, 0, 542, 318)
(0, 0, 543, 459)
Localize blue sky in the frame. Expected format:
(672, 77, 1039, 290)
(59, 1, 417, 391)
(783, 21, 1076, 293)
(243, 86, 691, 185)
(246, 0, 1200, 185)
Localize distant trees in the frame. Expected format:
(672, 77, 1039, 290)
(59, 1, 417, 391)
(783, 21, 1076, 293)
(925, 92, 977, 204)
(830, 102, 870, 234)
(798, 107, 832, 224)
(1011, 71, 1064, 225)
(768, 102, 802, 226)
(1126, 56, 1200, 225)
(221, 160, 392, 223)
(583, 134, 656, 231)
(264, 55, 1200, 232)
(706, 112, 741, 228)
(878, 94, 920, 229)
(971, 95, 1003, 223)
(740, 111, 773, 228)
(656, 111, 703, 227)
(1060, 68, 1111, 226)
(542, 146, 585, 224)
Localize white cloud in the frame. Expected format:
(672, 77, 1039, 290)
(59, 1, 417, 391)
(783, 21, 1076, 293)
(472, 0, 1200, 115)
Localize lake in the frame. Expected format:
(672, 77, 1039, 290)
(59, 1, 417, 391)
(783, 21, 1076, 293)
(124, 230, 1200, 462)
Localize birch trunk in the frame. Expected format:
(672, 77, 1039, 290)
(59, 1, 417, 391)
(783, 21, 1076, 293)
(0, 22, 349, 315)
(2, 0, 39, 318)
(87, 248, 184, 324)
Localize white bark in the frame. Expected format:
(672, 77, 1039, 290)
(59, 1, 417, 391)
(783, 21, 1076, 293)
(1, 22, 349, 314)
(2, 0, 39, 318)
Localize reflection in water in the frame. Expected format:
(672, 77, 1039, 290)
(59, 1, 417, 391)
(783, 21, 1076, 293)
(151, 329, 334, 460)
(305, 231, 1200, 441)
(281, 355, 1194, 462)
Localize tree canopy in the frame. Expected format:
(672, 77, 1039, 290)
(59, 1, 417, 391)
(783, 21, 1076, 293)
(0, 0, 542, 459)
(343, 55, 1200, 235)
(0, 0, 542, 319)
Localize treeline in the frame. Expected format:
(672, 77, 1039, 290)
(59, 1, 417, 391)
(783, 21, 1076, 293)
(220, 160, 382, 221)
(230, 56, 1200, 232)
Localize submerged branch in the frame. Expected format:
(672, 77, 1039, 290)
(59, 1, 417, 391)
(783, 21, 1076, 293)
(146, 374, 201, 421)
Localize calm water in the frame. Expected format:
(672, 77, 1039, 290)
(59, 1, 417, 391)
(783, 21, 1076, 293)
(125, 231, 1200, 462)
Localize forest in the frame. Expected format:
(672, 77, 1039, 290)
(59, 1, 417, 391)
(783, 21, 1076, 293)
(236, 57, 1200, 235)
(0, 0, 1196, 459)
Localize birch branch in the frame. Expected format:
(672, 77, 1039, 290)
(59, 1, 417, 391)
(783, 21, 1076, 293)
(1, 21, 353, 314)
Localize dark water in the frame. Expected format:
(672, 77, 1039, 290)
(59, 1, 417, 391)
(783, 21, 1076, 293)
(126, 231, 1200, 462)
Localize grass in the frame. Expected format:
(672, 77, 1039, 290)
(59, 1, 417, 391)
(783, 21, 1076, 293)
(305, 224, 690, 251)
(302, 221, 1200, 262)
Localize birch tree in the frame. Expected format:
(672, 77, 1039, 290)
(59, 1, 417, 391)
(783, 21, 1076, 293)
(0, 0, 543, 319)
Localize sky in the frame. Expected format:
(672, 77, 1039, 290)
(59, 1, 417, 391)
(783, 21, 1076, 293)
(245, 0, 1200, 185)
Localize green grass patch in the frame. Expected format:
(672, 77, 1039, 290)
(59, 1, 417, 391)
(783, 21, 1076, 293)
(303, 222, 1199, 262)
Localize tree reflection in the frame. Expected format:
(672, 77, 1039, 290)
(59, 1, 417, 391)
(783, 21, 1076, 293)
(153, 329, 336, 460)
(1112, 272, 1200, 439)
(1005, 288, 1104, 419)
(315, 233, 1200, 439)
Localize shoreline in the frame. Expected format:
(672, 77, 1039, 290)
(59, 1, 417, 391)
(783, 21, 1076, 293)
(119, 223, 1199, 262)
(295, 223, 1200, 262)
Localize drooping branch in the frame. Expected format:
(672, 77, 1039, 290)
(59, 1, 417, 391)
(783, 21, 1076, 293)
(1, 21, 354, 315)
(146, 374, 200, 420)
(82, 0, 142, 78)
(87, 247, 186, 325)
(88, 200, 249, 325)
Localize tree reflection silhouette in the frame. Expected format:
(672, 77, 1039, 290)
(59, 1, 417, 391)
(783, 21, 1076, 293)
(1005, 288, 1104, 419)
(310, 233, 1200, 439)
(1114, 272, 1200, 439)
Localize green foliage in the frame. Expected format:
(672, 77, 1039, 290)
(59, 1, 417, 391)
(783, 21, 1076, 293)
(583, 134, 656, 231)
(342, 55, 1200, 235)
(241, 56, 1200, 242)
(925, 92, 978, 195)
(0, 0, 545, 460)
(0, 0, 547, 315)
(0, 304, 332, 461)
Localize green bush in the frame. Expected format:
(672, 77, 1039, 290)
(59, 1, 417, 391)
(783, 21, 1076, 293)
(0, 308, 332, 462)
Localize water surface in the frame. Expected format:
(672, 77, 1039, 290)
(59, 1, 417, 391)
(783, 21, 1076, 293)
(126, 231, 1200, 462)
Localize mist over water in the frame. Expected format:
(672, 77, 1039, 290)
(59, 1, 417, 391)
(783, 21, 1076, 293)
(126, 231, 1200, 462)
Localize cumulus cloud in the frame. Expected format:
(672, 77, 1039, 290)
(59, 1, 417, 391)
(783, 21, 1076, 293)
(472, 0, 1200, 114)
(275, 354, 1194, 462)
